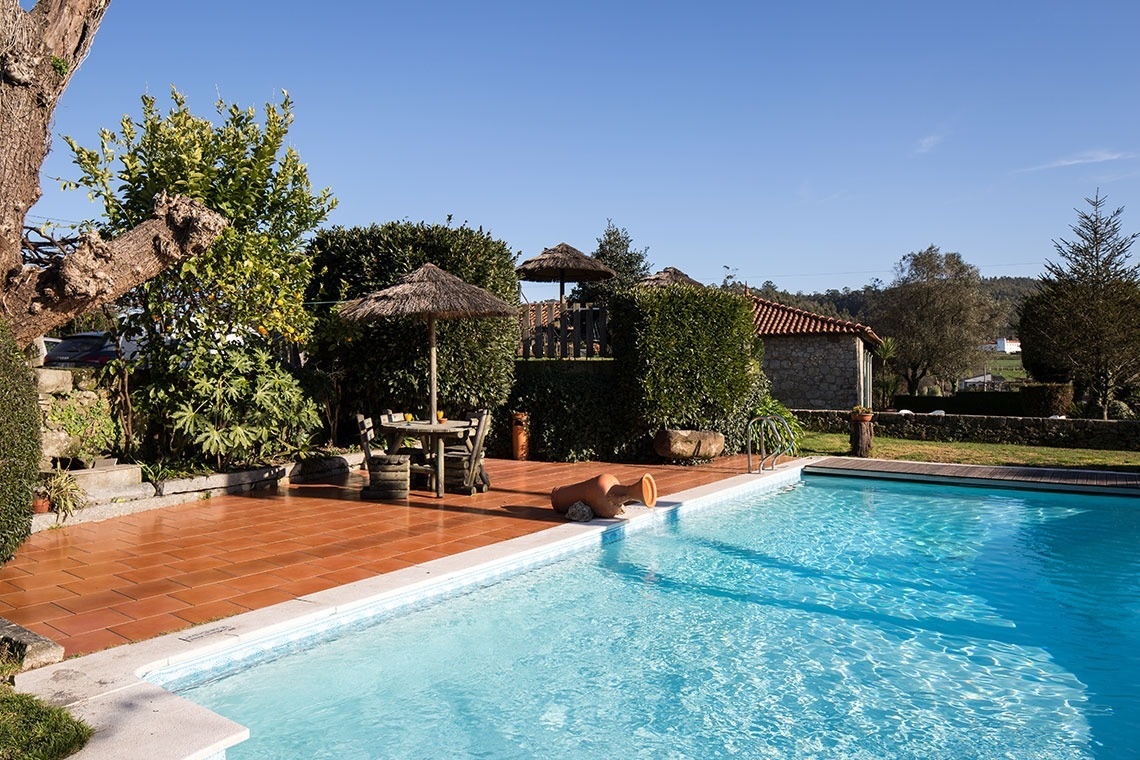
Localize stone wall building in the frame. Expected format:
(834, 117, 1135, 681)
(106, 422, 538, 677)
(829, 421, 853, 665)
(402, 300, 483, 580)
(750, 296, 881, 410)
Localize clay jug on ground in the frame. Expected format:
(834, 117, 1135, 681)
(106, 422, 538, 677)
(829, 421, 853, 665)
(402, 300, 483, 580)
(551, 473, 658, 518)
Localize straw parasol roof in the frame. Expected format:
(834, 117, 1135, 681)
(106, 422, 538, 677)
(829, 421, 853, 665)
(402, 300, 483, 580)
(340, 263, 517, 322)
(639, 267, 704, 288)
(339, 263, 517, 422)
(515, 242, 616, 301)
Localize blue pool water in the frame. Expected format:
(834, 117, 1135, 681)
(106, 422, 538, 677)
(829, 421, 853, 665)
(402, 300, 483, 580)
(170, 476, 1139, 759)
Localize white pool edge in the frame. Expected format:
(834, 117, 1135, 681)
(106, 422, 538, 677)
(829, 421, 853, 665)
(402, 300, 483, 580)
(17, 462, 808, 760)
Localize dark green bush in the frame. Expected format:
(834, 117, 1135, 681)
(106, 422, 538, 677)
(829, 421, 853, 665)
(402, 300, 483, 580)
(1020, 383, 1074, 417)
(498, 360, 640, 461)
(0, 321, 38, 564)
(306, 222, 518, 442)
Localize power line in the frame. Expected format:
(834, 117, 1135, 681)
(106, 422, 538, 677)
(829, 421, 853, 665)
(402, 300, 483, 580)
(726, 261, 1043, 281)
(25, 213, 87, 226)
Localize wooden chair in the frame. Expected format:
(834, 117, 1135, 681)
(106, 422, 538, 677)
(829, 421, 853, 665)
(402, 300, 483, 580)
(356, 413, 374, 469)
(443, 410, 491, 495)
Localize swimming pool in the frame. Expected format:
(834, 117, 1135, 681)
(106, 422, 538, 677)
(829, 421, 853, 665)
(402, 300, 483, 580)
(158, 474, 1139, 759)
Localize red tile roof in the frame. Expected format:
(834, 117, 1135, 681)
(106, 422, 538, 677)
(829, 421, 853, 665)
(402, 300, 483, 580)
(749, 295, 882, 346)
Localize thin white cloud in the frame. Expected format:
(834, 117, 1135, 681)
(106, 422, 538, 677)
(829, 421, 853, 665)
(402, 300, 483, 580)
(1017, 149, 1135, 173)
(915, 133, 944, 154)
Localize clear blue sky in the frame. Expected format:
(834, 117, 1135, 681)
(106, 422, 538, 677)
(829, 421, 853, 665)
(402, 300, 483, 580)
(27, 0, 1140, 301)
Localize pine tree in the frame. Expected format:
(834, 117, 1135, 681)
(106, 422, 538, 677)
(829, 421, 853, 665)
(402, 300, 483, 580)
(570, 220, 652, 303)
(1021, 191, 1140, 418)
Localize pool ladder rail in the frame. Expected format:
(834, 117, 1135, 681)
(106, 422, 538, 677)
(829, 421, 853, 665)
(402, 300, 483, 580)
(746, 415, 795, 473)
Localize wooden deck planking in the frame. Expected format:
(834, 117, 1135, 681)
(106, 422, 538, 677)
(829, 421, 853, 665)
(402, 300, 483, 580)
(803, 457, 1140, 495)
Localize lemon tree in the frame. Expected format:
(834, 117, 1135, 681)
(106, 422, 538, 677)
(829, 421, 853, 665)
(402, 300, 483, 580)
(66, 89, 334, 467)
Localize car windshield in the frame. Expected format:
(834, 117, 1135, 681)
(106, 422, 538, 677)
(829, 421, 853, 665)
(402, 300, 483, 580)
(48, 335, 108, 355)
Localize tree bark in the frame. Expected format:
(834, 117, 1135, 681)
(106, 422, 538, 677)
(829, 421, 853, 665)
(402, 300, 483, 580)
(2, 0, 110, 274)
(6, 193, 227, 346)
(1, 2, 228, 347)
(849, 419, 873, 457)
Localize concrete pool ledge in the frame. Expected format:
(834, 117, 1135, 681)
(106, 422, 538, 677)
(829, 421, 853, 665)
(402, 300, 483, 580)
(17, 462, 808, 760)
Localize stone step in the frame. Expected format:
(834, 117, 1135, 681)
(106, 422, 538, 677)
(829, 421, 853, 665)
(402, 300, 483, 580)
(65, 463, 143, 491)
(85, 481, 158, 506)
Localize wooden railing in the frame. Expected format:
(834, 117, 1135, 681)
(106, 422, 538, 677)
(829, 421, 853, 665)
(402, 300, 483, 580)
(518, 302, 609, 359)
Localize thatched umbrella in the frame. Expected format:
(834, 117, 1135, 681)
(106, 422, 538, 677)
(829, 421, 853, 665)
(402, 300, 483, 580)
(339, 263, 517, 423)
(639, 266, 704, 288)
(515, 242, 616, 302)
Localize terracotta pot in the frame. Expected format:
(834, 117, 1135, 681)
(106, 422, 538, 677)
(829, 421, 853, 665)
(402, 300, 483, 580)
(550, 473, 658, 519)
(31, 496, 50, 514)
(851, 413, 873, 423)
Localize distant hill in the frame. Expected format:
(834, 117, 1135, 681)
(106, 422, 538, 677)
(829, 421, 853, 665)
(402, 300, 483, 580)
(746, 275, 1039, 337)
(979, 276, 1039, 336)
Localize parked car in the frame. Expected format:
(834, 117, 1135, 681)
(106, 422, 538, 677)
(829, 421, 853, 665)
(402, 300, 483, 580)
(28, 336, 62, 367)
(43, 332, 138, 368)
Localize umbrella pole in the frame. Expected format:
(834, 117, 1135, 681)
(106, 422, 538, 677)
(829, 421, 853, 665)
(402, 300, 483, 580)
(428, 317, 444, 497)
(429, 317, 438, 423)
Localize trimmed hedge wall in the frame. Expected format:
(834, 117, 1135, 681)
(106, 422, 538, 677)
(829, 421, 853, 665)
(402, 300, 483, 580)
(610, 286, 768, 455)
(0, 321, 38, 564)
(797, 409, 1140, 450)
(306, 222, 519, 442)
(893, 384, 1073, 417)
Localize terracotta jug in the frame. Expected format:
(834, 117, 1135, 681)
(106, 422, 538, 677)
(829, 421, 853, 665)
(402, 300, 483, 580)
(551, 473, 657, 519)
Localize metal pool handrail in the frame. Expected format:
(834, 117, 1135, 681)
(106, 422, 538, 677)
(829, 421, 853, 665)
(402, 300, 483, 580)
(747, 415, 795, 473)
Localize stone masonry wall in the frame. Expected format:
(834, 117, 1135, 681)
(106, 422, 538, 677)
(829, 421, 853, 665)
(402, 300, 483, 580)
(34, 368, 115, 468)
(763, 334, 864, 410)
(795, 409, 1140, 451)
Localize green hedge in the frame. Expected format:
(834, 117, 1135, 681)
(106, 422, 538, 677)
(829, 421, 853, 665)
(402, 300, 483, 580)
(1019, 383, 1075, 417)
(610, 286, 767, 455)
(893, 384, 1074, 417)
(497, 360, 640, 461)
(0, 321, 38, 565)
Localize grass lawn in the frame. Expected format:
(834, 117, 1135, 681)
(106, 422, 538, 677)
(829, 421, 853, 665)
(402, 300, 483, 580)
(0, 685, 91, 759)
(800, 432, 1140, 472)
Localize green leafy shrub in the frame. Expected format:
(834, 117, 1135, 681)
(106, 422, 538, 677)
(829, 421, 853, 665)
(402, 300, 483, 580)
(306, 221, 519, 440)
(65, 89, 334, 465)
(0, 321, 37, 564)
(750, 395, 805, 454)
(142, 345, 319, 470)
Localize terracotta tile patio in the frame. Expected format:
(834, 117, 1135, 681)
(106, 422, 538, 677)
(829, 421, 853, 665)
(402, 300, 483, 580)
(0, 456, 753, 658)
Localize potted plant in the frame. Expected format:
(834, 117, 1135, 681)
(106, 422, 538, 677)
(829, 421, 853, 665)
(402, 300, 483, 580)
(39, 466, 87, 522)
(851, 405, 874, 422)
(31, 485, 50, 514)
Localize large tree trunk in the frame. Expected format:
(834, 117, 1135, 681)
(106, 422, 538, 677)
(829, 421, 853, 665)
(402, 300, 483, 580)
(2, 0, 110, 276)
(1, 1, 226, 348)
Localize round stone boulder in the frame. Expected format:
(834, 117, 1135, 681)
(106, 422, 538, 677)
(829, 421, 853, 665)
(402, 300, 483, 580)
(653, 428, 725, 460)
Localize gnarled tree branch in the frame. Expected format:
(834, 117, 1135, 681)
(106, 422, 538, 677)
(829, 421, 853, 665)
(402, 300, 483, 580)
(5, 192, 227, 347)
